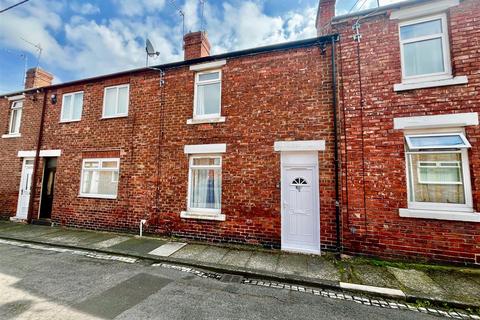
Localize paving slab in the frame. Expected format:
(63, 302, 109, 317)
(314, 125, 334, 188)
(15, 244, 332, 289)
(194, 246, 230, 264)
(352, 264, 401, 289)
(276, 253, 308, 276)
(39, 230, 112, 247)
(388, 267, 447, 299)
(218, 250, 254, 268)
(0, 225, 62, 239)
(91, 236, 131, 249)
(170, 244, 209, 260)
(246, 251, 279, 272)
(148, 242, 187, 257)
(108, 237, 167, 255)
(306, 255, 341, 281)
(425, 269, 480, 306)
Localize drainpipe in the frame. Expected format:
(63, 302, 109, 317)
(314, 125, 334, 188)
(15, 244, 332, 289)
(26, 89, 48, 224)
(330, 35, 342, 252)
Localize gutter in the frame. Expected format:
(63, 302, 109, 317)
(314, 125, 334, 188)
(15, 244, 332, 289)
(26, 89, 47, 223)
(332, 0, 434, 22)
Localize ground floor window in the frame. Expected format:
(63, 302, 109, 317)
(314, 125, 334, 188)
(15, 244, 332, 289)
(188, 155, 222, 212)
(80, 158, 119, 199)
(405, 133, 472, 211)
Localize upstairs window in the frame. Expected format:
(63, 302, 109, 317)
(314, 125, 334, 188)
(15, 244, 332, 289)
(103, 84, 129, 118)
(8, 100, 23, 134)
(80, 158, 120, 199)
(60, 91, 83, 122)
(405, 132, 472, 212)
(194, 70, 221, 119)
(399, 14, 451, 82)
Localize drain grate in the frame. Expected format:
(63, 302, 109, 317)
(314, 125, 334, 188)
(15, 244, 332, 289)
(220, 274, 244, 283)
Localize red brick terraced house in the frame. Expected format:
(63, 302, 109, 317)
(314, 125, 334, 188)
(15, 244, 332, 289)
(318, 0, 480, 264)
(0, 33, 339, 254)
(0, 0, 479, 265)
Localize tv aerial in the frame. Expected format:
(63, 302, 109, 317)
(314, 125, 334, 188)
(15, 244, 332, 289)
(145, 38, 160, 67)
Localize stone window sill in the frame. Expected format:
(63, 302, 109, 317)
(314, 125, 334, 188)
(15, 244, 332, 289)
(186, 116, 226, 125)
(180, 211, 226, 221)
(2, 133, 21, 139)
(399, 208, 480, 222)
(394, 76, 468, 92)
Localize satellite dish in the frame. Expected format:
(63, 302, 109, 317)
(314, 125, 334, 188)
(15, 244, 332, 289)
(145, 38, 160, 67)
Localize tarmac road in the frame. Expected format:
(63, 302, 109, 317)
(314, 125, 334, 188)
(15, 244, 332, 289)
(0, 242, 440, 320)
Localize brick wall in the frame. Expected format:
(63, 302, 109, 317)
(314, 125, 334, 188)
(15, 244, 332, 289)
(8, 44, 337, 249)
(333, 0, 480, 264)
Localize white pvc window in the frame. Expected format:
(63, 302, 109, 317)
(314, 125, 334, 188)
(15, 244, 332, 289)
(194, 70, 221, 119)
(187, 155, 222, 213)
(9, 100, 23, 134)
(102, 84, 129, 118)
(405, 132, 473, 212)
(399, 14, 451, 82)
(405, 133, 471, 150)
(60, 91, 83, 122)
(80, 158, 120, 199)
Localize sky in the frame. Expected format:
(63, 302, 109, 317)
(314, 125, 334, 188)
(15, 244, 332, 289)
(0, 0, 405, 93)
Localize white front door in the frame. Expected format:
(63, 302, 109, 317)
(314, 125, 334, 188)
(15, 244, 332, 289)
(281, 160, 320, 254)
(16, 158, 34, 220)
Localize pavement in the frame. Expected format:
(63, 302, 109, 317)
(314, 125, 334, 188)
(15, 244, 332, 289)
(0, 221, 479, 312)
(0, 242, 446, 320)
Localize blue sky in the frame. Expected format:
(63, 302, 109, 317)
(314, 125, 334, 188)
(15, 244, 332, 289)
(0, 0, 404, 93)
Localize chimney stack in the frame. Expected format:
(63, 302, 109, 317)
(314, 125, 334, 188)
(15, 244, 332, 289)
(316, 0, 336, 36)
(183, 31, 211, 60)
(25, 67, 53, 89)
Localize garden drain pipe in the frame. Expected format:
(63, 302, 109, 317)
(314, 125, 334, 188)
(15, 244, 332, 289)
(139, 219, 146, 237)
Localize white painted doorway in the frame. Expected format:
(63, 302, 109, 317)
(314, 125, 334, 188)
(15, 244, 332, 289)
(280, 152, 320, 254)
(16, 158, 34, 220)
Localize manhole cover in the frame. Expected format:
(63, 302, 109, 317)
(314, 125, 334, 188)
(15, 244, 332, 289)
(220, 274, 244, 283)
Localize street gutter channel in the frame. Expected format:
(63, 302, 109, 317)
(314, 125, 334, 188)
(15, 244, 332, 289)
(0, 235, 479, 319)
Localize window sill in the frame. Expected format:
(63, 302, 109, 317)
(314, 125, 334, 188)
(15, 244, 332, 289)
(78, 194, 117, 200)
(399, 208, 480, 222)
(394, 76, 468, 92)
(180, 211, 226, 221)
(101, 115, 128, 120)
(2, 133, 21, 139)
(186, 116, 226, 125)
(60, 119, 81, 123)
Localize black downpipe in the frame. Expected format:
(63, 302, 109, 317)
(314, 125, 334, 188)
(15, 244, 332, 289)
(27, 89, 47, 224)
(331, 35, 341, 252)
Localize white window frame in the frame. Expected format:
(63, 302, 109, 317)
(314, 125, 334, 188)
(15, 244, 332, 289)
(417, 161, 462, 185)
(8, 100, 23, 135)
(405, 133, 471, 150)
(60, 91, 83, 123)
(193, 69, 222, 120)
(79, 158, 120, 199)
(186, 155, 222, 215)
(102, 84, 130, 119)
(405, 131, 473, 212)
(399, 13, 452, 83)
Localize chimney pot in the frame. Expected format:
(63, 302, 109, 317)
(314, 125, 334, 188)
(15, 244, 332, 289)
(25, 67, 53, 89)
(183, 31, 211, 60)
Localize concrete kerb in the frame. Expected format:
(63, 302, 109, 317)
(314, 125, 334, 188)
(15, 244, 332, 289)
(0, 233, 478, 310)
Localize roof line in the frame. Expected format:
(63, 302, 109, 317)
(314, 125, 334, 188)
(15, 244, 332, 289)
(1, 34, 337, 97)
(333, 0, 434, 21)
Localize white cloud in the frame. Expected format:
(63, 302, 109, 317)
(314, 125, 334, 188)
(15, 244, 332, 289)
(113, 0, 166, 16)
(204, 1, 317, 54)
(70, 2, 100, 15)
